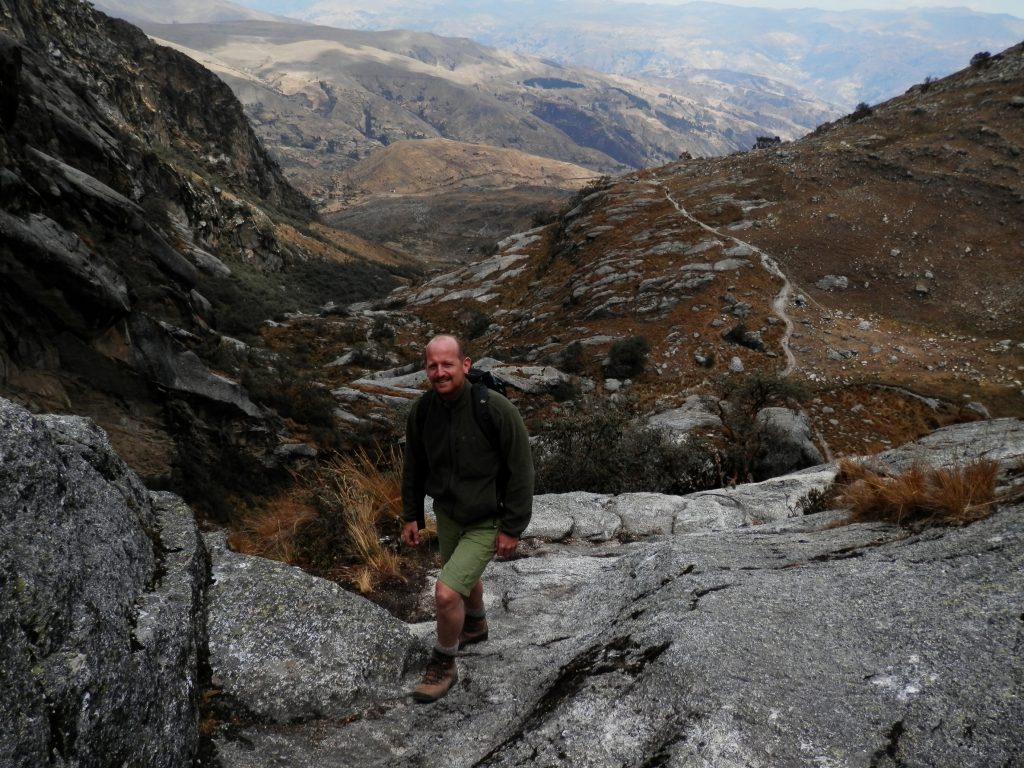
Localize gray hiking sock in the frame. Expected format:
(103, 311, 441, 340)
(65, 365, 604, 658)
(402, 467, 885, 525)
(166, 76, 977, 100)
(434, 641, 459, 657)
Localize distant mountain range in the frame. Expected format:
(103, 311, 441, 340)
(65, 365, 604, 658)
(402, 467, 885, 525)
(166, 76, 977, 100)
(133, 17, 836, 181)
(88, 0, 1024, 263)
(297, 0, 1024, 109)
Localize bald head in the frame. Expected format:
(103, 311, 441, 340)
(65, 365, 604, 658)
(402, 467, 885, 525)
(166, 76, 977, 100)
(424, 334, 466, 361)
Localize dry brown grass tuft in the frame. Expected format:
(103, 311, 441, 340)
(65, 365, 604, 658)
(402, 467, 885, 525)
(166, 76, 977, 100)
(229, 496, 318, 562)
(835, 458, 1000, 528)
(314, 445, 408, 593)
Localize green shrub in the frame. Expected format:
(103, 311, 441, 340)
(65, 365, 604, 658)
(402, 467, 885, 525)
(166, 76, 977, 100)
(241, 355, 336, 428)
(850, 102, 873, 121)
(969, 51, 992, 68)
(533, 397, 716, 495)
(549, 378, 579, 403)
(603, 335, 650, 379)
(559, 341, 585, 374)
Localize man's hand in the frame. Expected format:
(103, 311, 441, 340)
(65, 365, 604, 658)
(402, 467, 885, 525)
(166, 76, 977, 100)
(401, 520, 421, 547)
(496, 531, 519, 559)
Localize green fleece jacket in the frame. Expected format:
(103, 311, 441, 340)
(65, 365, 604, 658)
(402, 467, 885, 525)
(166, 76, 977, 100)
(401, 383, 534, 537)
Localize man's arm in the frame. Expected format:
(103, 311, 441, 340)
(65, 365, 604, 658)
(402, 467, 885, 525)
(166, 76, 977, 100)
(492, 396, 534, 538)
(400, 398, 428, 531)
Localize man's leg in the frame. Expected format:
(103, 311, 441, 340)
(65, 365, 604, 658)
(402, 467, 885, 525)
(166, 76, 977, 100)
(435, 579, 465, 648)
(464, 580, 484, 613)
(460, 580, 489, 648)
(411, 515, 496, 702)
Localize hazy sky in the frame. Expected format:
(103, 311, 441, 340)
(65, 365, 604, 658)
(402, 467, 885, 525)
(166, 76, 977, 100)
(656, 0, 1022, 12)
(233, 0, 1023, 18)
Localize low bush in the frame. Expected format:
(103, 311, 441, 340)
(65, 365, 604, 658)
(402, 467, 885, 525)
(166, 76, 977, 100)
(835, 458, 999, 528)
(558, 341, 585, 374)
(241, 356, 336, 428)
(970, 51, 992, 68)
(851, 102, 873, 121)
(533, 397, 717, 496)
(603, 335, 650, 379)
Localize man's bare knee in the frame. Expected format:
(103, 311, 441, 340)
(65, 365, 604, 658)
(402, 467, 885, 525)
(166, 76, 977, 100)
(435, 580, 463, 611)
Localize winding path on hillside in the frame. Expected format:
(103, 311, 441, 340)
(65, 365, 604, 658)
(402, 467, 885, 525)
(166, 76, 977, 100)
(653, 181, 798, 375)
(653, 180, 835, 462)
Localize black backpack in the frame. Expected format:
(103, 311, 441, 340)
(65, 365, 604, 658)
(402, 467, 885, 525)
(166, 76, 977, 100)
(413, 367, 511, 519)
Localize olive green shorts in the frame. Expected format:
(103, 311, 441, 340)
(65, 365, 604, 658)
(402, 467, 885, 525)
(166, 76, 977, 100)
(435, 510, 498, 597)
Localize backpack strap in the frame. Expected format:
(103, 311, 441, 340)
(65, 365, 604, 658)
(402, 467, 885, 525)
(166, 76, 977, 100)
(411, 389, 435, 528)
(470, 381, 500, 454)
(471, 382, 510, 512)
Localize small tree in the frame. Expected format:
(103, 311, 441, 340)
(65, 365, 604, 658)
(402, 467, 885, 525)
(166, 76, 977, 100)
(716, 372, 810, 483)
(603, 335, 650, 379)
(851, 102, 873, 121)
(753, 135, 782, 150)
(970, 51, 992, 68)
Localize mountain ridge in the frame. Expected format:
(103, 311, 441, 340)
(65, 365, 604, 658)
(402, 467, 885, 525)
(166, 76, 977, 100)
(299, 0, 1024, 109)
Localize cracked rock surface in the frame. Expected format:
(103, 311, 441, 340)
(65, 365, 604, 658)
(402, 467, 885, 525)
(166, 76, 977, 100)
(212, 420, 1024, 768)
(0, 398, 206, 767)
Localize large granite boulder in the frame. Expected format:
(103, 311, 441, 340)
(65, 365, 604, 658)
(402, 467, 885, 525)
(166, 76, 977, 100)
(752, 406, 824, 480)
(5, 395, 1020, 767)
(0, 398, 207, 767)
(205, 533, 422, 723)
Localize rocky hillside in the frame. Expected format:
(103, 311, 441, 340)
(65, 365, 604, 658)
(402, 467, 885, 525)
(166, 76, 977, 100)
(3, 397, 1021, 766)
(0, 0, 418, 514)
(273, 43, 1023, 462)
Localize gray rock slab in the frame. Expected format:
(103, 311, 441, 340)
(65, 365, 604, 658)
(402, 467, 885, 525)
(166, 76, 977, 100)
(648, 394, 722, 434)
(353, 362, 426, 391)
(610, 492, 687, 535)
(129, 316, 261, 417)
(213, 504, 1024, 768)
(524, 492, 614, 540)
(205, 533, 420, 723)
(868, 417, 1024, 473)
(474, 358, 570, 394)
(674, 468, 838, 532)
(0, 209, 131, 319)
(713, 257, 751, 271)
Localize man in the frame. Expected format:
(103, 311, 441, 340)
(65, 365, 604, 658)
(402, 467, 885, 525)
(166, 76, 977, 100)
(401, 334, 534, 703)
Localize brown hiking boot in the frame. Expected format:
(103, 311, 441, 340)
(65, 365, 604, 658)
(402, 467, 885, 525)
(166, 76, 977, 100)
(459, 614, 489, 649)
(411, 650, 458, 703)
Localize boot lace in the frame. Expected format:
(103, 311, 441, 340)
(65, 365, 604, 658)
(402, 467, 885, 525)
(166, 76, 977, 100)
(422, 654, 451, 684)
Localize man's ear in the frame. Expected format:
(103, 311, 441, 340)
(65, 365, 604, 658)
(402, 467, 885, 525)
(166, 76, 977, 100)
(462, 357, 472, 373)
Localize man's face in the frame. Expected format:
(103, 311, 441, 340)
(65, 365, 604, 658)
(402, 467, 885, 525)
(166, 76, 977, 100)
(425, 338, 471, 400)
